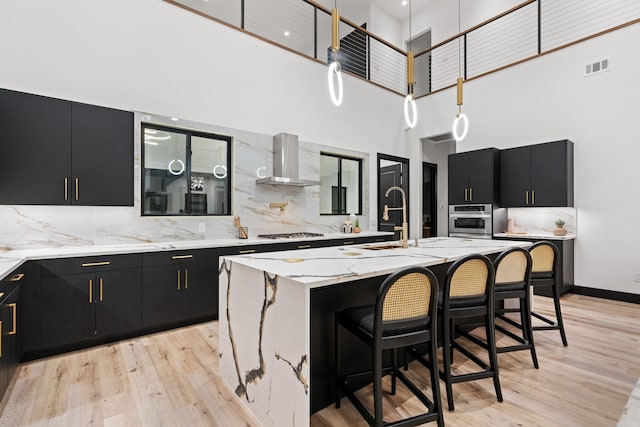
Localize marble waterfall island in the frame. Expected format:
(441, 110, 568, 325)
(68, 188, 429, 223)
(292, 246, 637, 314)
(218, 237, 529, 427)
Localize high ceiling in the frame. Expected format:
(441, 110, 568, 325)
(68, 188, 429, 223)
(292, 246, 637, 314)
(314, 0, 432, 21)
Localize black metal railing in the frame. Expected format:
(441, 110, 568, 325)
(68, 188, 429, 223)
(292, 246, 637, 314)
(165, 0, 639, 98)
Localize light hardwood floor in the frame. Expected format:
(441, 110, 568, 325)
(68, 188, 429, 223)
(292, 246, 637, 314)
(1, 293, 638, 426)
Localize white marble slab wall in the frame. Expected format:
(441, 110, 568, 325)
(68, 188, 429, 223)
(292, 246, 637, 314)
(505, 207, 577, 235)
(0, 113, 369, 250)
(218, 259, 310, 427)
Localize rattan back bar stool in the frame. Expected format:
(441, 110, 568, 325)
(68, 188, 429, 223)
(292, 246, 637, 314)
(426, 253, 502, 411)
(335, 266, 444, 427)
(529, 241, 568, 346)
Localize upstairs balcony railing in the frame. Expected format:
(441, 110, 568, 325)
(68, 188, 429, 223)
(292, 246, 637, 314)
(165, 0, 639, 98)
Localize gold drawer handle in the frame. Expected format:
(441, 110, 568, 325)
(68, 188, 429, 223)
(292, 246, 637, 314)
(297, 245, 311, 249)
(343, 241, 354, 245)
(238, 250, 256, 254)
(99, 278, 103, 302)
(171, 255, 193, 260)
(9, 273, 24, 282)
(8, 303, 16, 335)
(89, 279, 93, 303)
(177, 270, 181, 290)
(81, 261, 111, 267)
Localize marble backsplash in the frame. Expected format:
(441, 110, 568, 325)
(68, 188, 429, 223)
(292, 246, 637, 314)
(0, 113, 369, 250)
(503, 207, 577, 235)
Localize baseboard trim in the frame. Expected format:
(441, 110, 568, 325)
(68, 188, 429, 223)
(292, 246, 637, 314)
(570, 286, 640, 304)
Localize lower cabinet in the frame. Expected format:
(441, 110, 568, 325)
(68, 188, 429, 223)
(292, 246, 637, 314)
(39, 255, 142, 349)
(142, 249, 217, 329)
(0, 270, 22, 401)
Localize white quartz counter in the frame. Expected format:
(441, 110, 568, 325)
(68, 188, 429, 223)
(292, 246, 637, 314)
(494, 232, 576, 240)
(222, 237, 531, 288)
(0, 231, 393, 281)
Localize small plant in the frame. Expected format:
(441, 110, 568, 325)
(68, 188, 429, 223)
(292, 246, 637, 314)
(354, 217, 360, 228)
(554, 219, 565, 228)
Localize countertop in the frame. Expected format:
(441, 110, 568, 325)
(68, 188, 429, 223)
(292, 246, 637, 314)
(0, 231, 393, 282)
(221, 237, 531, 288)
(493, 232, 576, 240)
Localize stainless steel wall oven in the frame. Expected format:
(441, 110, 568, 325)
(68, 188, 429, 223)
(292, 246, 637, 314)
(448, 204, 493, 239)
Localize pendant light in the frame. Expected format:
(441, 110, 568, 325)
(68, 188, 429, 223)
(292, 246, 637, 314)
(404, 0, 417, 129)
(328, 1, 343, 106)
(452, 0, 469, 141)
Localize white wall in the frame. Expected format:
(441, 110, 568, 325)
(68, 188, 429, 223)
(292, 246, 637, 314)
(413, 24, 640, 294)
(0, 0, 410, 240)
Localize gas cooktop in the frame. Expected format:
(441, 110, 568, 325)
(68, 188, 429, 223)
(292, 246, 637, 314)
(257, 232, 324, 239)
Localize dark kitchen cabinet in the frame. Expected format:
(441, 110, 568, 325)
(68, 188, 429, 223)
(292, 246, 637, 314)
(0, 88, 133, 206)
(0, 271, 21, 401)
(500, 140, 573, 207)
(448, 148, 500, 205)
(39, 255, 142, 349)
(142, 249, 217, 329)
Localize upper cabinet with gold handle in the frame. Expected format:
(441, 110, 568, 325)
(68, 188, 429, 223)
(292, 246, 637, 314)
(500, 140, 574, 208)
(448, 148, 500, 205)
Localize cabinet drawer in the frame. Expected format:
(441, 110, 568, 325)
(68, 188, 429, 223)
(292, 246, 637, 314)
(40, 253, 142, 276)
(142, 249, 217, 267)
(0, 269, 22, 299)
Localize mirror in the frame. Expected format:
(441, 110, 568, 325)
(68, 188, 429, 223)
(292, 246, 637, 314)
(377, 153, 409, 238)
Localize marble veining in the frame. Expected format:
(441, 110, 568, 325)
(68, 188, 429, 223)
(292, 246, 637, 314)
(218, 237, 531, 427)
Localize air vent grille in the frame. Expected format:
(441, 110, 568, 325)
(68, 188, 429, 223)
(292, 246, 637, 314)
(585, 59, 609, 76)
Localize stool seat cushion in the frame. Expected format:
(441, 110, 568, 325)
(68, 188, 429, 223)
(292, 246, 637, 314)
(340, 305, 430, 337)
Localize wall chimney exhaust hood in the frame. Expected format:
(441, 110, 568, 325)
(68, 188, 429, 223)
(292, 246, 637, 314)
(256, 133, 320, 186)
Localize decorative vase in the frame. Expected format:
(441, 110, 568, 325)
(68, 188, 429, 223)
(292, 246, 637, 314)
(553, 227, 567, 236)
(354, 226, 361, 233)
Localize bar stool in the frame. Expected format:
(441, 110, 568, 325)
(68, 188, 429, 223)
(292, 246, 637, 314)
(335, 266, 443, 427)
(529, 241, 568, 346)
(420, 253, 502, 412)
(484, 247, 538, 369)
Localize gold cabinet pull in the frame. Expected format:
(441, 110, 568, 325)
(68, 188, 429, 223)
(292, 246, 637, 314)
(469, 188, 473, 201)
(171, 255, 193, 260)
(89, 279, 93, 303)
(8, 303, 16, 335)
(9, 273, 24, 282)
(297, 245, 311, 249)
(343, 241, 354, 245)
(99, 278, 103, 302)
(464, 188, 468, 201)
(64, 177, 69, 201)
(75, 178, 79, 201)
(185, 269, 188, 290)
(525, 190, 529, 205)
(532, 190, 535, 205)
(0, 321, 2, 357)
(177, 270, 181, 290)
(238, 249, 256, 254)
(0, 293, 4, 299)
(81, 261, 111, 267)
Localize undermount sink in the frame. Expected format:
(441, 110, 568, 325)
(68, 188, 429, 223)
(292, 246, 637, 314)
(359, 244, 404, 250)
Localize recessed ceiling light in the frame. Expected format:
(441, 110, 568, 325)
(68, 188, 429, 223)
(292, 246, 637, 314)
(402, 0, 408, 5)
(171, 117, 179, 121)
(284, 30, 290, 37)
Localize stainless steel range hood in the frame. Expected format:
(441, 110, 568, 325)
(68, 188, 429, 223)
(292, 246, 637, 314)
(256, 133, 320, 187)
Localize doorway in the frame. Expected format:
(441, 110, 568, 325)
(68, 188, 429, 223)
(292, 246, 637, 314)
(406, 29, 432, 96)
(422, 162, 437, 237)
(377, 153, 409, 239)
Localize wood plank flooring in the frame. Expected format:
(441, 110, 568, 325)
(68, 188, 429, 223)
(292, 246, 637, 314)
(1, 293, 638, 426)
